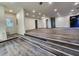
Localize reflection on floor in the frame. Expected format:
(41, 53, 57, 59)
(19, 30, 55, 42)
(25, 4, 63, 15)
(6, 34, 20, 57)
(0, 36, 55, 56)
(0, 28, 79, 56)
(7, 34, 18, 40)
(25, 28, 79, 44)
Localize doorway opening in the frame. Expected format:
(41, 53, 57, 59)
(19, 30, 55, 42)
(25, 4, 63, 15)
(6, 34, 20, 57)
(51, 17, 55, 28)
(35, 20, 38, 29)
(46, 19, 48, 28)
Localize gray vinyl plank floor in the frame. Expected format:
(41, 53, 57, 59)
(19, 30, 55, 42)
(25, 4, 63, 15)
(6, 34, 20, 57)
(1, 28, 79, 56)
(0, 37, 55, 56)
(26, 28, 79, 45)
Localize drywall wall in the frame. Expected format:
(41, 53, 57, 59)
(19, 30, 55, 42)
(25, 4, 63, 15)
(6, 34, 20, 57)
(24, 17, 49, 30)
(47, 19, 51, 28)
(16, 8, 25, 35)
(55, 16, 70, 27)
(55, 12, 79, 28)
(0, 5, 7, 41)
(24, 17, 36, 31)
(41, 17, 51, 28)
(38, 20, 44, 28)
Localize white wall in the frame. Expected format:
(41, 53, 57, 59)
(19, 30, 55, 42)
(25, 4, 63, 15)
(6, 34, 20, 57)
(38, 20, 44, 28)
(25, 15, 73, 30)
(47, 18, 51, 28)
(56, 16, 70, 27)
(43, 19, 46, 28)
(25, 17, 49, 30)
(25, 17, 36, 30)
(16, 9, 25, 35)
(0, 5, 7, 41)
(41, 17, 51, 28)
(55, 12, 79, 28)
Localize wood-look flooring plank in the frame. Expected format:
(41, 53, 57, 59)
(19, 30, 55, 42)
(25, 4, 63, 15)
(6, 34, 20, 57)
(18, 38, 55, 56)
(22, 36, 71, 56)
(1, 28, 79, 56)
(14, 39, 38, 56)
(26, 28, 79, 44)
(15, 38, 55, 56)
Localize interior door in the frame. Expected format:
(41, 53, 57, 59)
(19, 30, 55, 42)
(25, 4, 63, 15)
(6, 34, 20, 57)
(35, 20, 38, 29)
(51, 17, 55, 28)
(46, 19, 48, 28)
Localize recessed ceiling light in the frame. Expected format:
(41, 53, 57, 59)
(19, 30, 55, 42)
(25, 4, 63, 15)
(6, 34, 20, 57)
(39, 13, 41, 15)
(57, 12, 60, 16)
(32, 10, 36, 13)
(74, 2, 79, 6)
(32, 15, 35, 17)
(41, 16, 46, 19)
(54, 9, 57, 12)
(26, 13, 29, 16)
(9, 10, 13, 12)
(41, 17, 44, 19)
(48, 2, 52, 4)
(71, 9, 74, 12)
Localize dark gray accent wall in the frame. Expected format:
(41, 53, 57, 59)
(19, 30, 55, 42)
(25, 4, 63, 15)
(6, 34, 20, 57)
(50, 17, 55, 28)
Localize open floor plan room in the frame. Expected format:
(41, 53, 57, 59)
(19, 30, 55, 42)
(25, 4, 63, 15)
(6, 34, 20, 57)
(0, 2, 79, 56)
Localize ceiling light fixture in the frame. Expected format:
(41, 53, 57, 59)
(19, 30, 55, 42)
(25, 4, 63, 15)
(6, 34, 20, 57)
(9, 10, 13, 12)
(41, 17, 45, 19)
(32, 10, 36, 13)
(48, 2, 52, 4)
(74, 2, 79, 6)
(54, 9, 57, 12)
(57, 12, 60, 16)
(39, 12, 41, 15)
(71, 9, 74, 12)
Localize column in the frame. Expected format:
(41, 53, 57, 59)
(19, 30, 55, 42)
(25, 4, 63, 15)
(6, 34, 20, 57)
(0, 5, 7, 41)
(16, 8, 25, 35)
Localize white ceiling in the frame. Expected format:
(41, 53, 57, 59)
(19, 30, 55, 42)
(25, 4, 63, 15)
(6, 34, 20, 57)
(0, 2, 79, 19)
